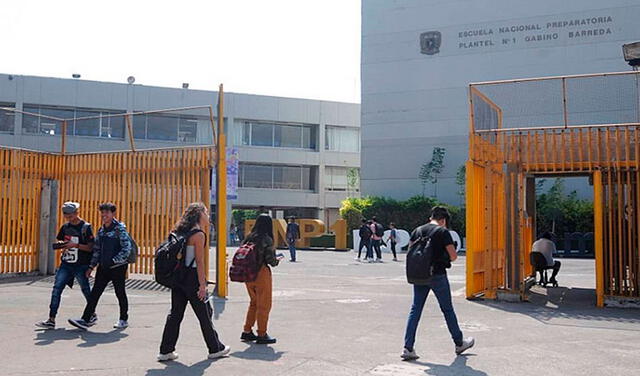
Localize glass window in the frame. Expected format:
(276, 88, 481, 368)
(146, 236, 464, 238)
(242, 122, 251, 145)
(178, 116, 198, 142)
(22, 105, 41, 134)
(302, 125, 317, 149)
(147, 114, 178, 141)
(326, 126, 360, 152)
(274, 124, 302, 148)
(251, 122, 273, 146)
(102, 113, 125, 139)
(274, 166, 302, 189)
(74, 110, 101, 137)
(325, 167, 348, 191)
(302, 166, 315, 191)
(133, 114, 147, 139)
(40, 107, 74, 135)
(0, 104, 15, 133)
(241, 164, 273, 188)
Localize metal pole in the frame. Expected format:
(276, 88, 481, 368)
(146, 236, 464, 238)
(562, 77, 569, 129)
(215, 85, 228, 298)
(125, 114, 136, 152)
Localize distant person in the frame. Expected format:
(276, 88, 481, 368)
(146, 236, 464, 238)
(286, 217, 300, 262)
(402, 206, 474, 361)
(229, 223, 239, 245)
(370, 217, 384, 262)
(531, 232, 561, 286)
(36, 202, 96, 329)
(389, 222, 398, 261)
(240, 214, 281, 344)
(68, 203, 132, 330)
(158, 203, 230, 362)
(356, 219, 373, 261)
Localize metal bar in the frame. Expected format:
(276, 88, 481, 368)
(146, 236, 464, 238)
(594, 171, 605, 307)
(470, 70, 640, 86)
(71, 105, 215, 121)
(562, 77, 569, 129)
(125, 114, 136, 152)
(216, 85, 228, 297)
(474, 122, 640, 134)
(61, 120, 68, 156)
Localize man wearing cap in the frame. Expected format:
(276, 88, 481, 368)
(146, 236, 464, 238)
(36, 202, 97, 329)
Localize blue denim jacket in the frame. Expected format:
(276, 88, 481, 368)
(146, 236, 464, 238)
(90, 219, 132, 268)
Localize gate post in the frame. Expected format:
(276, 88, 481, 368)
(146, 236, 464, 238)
(593, 171, 604, 307)
(38, 180, 59, 275)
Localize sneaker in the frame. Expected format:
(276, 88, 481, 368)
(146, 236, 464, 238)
(393, 257, 398, 262)
(354, 256, 361, 261)
(88, 313, 98, 325)
(376, 259, 383, 263)
(35, 318, 55, 329)
(157, 352, 179, 362)
(208, 345, 231, 359)
(367, 259, 374, 263)
(68, 318, 90, 331)
(401, 347, 419, 361)
(113, 319, 129, 329)
(455, 337, 475, 355)
(240, 331, 258, 342)
(256, 334, 277, 344)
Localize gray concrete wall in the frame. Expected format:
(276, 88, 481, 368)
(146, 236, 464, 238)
(361, 0, 640, 204)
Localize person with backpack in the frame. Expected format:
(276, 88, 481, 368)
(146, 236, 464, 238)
(68, 203, 132, 330)
(239, 214, 280, 344)
(286, 217, 300, 262)
(36, 202, 97, 329)
(157, 202, 230, 362)
(389, 222, 398, 262)
(401, 206, 474, 360)
(369, 217, 384, 262)
(356, 219, 373, 261)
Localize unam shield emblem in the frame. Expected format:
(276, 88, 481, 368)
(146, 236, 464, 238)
(420, 31, 441, 55)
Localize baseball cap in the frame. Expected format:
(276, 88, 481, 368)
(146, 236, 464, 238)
(62, 201, 80, 214)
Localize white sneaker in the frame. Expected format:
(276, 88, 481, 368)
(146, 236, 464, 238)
(157, 352, 179, 362)
(401, 347, 419, 360)
(208, 345, 231, 359)
(455, 337, 475, 355)
(113, 319, 129, 329)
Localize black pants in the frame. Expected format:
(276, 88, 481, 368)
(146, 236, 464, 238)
(358, 238, 371, 258)
(371, 239, 382, 259)
(160, 270, 225, 355)
(82, 264, 128, 321)
(550, 260, 561, 281)
(390, 241, 397, 258)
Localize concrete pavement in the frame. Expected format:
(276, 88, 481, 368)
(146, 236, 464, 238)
(1, 250, 639, 375)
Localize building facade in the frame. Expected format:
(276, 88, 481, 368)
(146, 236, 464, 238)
(0, 73, 360, 223)
(361, 0, 640, 204)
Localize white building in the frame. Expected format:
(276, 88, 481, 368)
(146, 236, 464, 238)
(0, 73, 360, 223)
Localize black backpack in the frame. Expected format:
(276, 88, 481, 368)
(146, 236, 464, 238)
(374, 223, 385, 237)
(154, 229, 202, 288)
(406, 225, 438, 285)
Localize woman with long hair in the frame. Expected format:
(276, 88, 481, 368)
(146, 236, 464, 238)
(158, 202, 230, 361)
(240, 213, 280, 344)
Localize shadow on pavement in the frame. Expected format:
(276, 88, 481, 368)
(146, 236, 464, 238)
(230, 342, 285, 361)
(411, 355, 487, 376)
(145, 359, 218, 376)
(34, 328, 128, 347)
(473, 286, 640, 328)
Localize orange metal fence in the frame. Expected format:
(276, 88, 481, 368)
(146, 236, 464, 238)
(467, 71, 640, 306)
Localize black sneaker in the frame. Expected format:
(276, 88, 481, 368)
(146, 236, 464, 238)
(35, 318, 55, 329)
(241, 331, 258, 342)
(68, 318, 90, 331)
(88, 313, 98, 325)
(256, 334, 277, 344)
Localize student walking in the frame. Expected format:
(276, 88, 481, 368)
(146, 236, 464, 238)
(286, 217, 300, 262)
(68, 203, 132, 330)
(389, 222, 398, 261)
(240, 214, 280, 344)
(357, 219, 373, 261)
(370, 217, 384, 262)
(158, 203, 230, 362)
(36, 202, 96, 329)
(402, 206, 474, 360)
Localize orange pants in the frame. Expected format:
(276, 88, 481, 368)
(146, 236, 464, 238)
(243, 266, 273, 336)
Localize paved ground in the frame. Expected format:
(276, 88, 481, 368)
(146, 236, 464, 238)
(2, 250, 639, 376)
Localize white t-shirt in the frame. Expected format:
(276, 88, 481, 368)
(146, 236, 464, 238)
(532, 238, 555, 267)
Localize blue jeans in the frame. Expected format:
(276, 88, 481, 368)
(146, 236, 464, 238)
(287, 238, 297, 261)
(404, 274, 463, 350)
(49, 262, 91, 318)
(369, 239, 382, 259)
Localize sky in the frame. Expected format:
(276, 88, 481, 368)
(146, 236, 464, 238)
(0, 0, 361, 103)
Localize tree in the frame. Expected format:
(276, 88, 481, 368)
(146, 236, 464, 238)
(455, 165, 466, 205)
(536, 178, 593, 236)
(347, 168, 360, 197)
(418, 147, 446, 198)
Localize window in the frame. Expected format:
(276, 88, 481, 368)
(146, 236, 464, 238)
(325, 167, 359, 191)
(21, 105, 125, 138)
(239, 163, 315, 191)
(178, 117, 198, 142)
(134, 112, 207, 142)
(0, 103, 15, 133)
(325, 126, 360, 152)
(240, 120, 318, 150)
